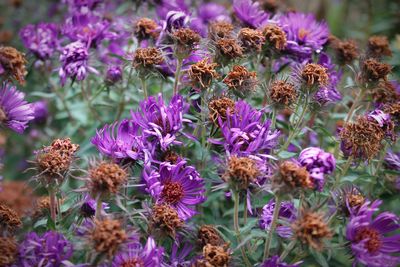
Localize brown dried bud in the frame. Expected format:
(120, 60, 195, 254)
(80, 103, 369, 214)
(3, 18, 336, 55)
(209, 21, 234, 40)
(0, 181, 34, 217)
(292, 210, 332, 250)
(89, 162, 128, 195)
(0, 237, 17, 266)
(162, 150, 181, 164)
(0, 46, 27, 85)
(215, 38, 243, 63)
(258, 0, 279, 12)
(223, 65, 257, 98)
(133, 47, 164, 70)
(0, 30, 13, 44)
(134, 18, 159, 41)
(0, 204, 22, 232)
(198, 225, 223, 247)
(91, 219, 127, 258)
(200, 244, 230, 267)
(340, 116, 385, 160)
(361, 58, 391, 82)
(347, 193, 365, 209)
(262, 24, 287, 50)
(367, 35, 392, 57)
(223, 156, 260, 190)
(150, 204, 183, 237)
(238, 28, 265, 53)
(384, 102, 400, 126)
(301, 63, 329, 87)
(208, 96, 235, 124)
(173, 28, 201, 48)
(371, 81, 400, 104)
(269, 80, 297, 106)
(274, 161, 313, 193)
(329, 36, 359, 64)
(187, 58, 219, 90)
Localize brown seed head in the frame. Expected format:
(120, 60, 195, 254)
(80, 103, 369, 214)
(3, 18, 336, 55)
(0, 204, 22, 232)
(292, 211, 332, 250)
(329, 36, 359, 64)
(262, 24, 287, 50)
(187, 58, 219, 90)
(215, 38, 244, 62)
(347, 193, 365, 209)
(361, 58, 391, 82)
(202, 244, 230, 267)
(173, 28, 201, 48)
(301, 63, 329, 87)
(89, 162, 127, 195)
(133, 47, 164, 69)
(223, 65, 257, 97)
(91, 219, 127, 258)
(340, 116, 385, 160)
(0, 237, 17, 266)
(0, 46, 27, 85)
(269, 80, 297, 106)
(238, 28, 265, 53)
(258, 0, 279, 12)
(371, 81, 400, 104)
(384, 102, 400, 125)
(223, 156, 259, 190)
(134, 18, 159, 40)
(275, 161, 313, 192)
(198, 225, 223, 247)
(0, 181, 34, 216)
(367, 35, 392, 57)
(208, 97, 235, 124)
(150, 204, 183, 237)
(209, 21, 234, 40)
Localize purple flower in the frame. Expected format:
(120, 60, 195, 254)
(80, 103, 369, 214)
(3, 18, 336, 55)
(210, 100, 280, 159)
(346, 200, 400, 267)
(233, 0, 269, 28)
(314, 53, 342, 105)
(143, 160, 206, 220)
(156, 0, 189, 21)
(17, 231, 73, 267)
(261, 256, 302, 267)
(280, 12, 329, 59)
(19, 23, 59, 60)
(131, 94, 190, 151)
(105, 65, 123, 84)
(0, 83, 34, 133)
(259, 199, 297, 238)
(91, 119, 150, 163)
(385, 151, 400, 171)
(367, 109, 395, 140)
(59, 41, 98, 86)
(80, 194, 109, 218)
(163, 10, 190, 33)
(111, 237, 164, 267)
(298, 147, 335, 191)
(32, 100, 49, 124)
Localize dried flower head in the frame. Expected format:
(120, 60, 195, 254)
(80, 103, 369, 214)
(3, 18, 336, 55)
(134, 18, 159, 41)
(187, 58, 219, 90)
(32, 196, 61, 218)
(133, 47, 164, 71)
(292, 210, 332, 250)
(0, 204, 22, 232)
(238, 28, 265, 53)
(367, 35, 392, 57)
(0, 46, 27, 85)
(150, 203, 183, 237)
(259, 0, 279, 12)
(273, 161, 313, 193)
(215, 38, 244, 64)
(162, 150, 181, 164)
(301, 63, 329, 87)
(332, 185, 366, 216)
(329, 36, 359, 64)
(201, 244, 230, 267)
(223, 156, 260, 190)
(361, 58, 391, 82)
(340, 116, 385, 160)
(0, 181, 34, 216)
(384, 102, 400, 126)
(91, 219, 127, 258)
(209, 21, 234, 40)
(173, 28, 201, 58)
(269, 80, 297, 106)
(89, 162, 128, 195)
(0, 237, 17, 266)
(198, 225, 223, 247)
(371, 81, 400, 104)
(223, 65, 258, 98)
(262, 24, 287, 50)
(208, 96, 235, 124)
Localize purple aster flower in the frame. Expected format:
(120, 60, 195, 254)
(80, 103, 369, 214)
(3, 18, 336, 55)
(314, 53, 342, 105)
(143, 160, 206, 220)
(131, 94, 191, 151)
(259, 199, 297, 238)
(111, 237, 164, 267)
(80, 194, 109, 218)
(0, 83, 34, 133)
(298, 147, 335, 191)
(280, 12, 329, 59)
(19, 23, 59, 60)
(209, 100, 280, 159)
(105, 65, 122, 84)
(17, 231, 73, 267)
(91, 119, 150, 163)
(32, 100, 48, 124)
(367, 109, 395, 140)
(261, 256, 302, 267)
(169, 238, 194, 267)
(233, 0, 270, 28)
(155, 0, 189, 21)
(346, 200, 400, 267)
(59, 41, 98, 86)
(384, 151, 400, 171)
(162, 10, 190, 33)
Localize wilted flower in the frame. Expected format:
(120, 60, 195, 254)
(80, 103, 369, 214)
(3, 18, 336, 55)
(17, 231, 73, 267)
(329, 36, 359, 65)
(208, 96, 235, 124)
(261, 256, 302, 267)
(223, 65, 258, 98)
(194, 243, 231, 267)
(132, 47, 164, 75)
(215, 38, 244, 64)
(134, 17, 159, 41)
(89, 162, 128, 196)
(209, 21, 234, 40)
(259, 199, 297, 238)
(222, 155, 262, 190)
(300, 63, 329, 88)
(187, 58, 218, 90)
(367, 109, 395, 140)
(150, 203, 183, 237)
(172, 28, 201, 58)
(0, 46, 27, 85)
(384, 102, 400, 126)
(233, 0, 269, 28)
(0, 203, 21, 233)
(371, 81, 400, 105)
(361, 58, 391, 83)
(331, 184, 366, 216)
(0, 237, 17, 266)
(367, 35, 392, 58)
(144, 160, 206, 220)
(0, 83, 34, 133)
(269, 80, 297, 106)
(90, 219, 127, 258)
(272, 161, 313, 194)
(262, 24, 287, 50)
(238, 27, 266, 53)
(19, 23, 59, 60)
(346, 200, 400, 267)
(198, 225, 224, 247)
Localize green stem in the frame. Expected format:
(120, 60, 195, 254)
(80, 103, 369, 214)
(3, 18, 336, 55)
(334, 155, 353, 188)
(141, 77, 148, 99)
(233, 191, 252, 267)
(173, 58, 183, 95)
(345, 89, 366, 123)
(263, 195, 282, 260)
(279, 239, 297, 262)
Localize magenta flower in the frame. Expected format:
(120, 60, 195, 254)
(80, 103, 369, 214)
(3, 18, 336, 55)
(162, 10, 190, 33)
(385, 151, 400, 171)
(298, 147, 335, 191)
(346, 200, 400, 267)
(233, 0, 269, 28)
(105, 65, 123, 84)
(261, 256, 302, 267)
(32, 100, 48, 124)
(0, 83, 34, 133)
(143, 160, 206, 220)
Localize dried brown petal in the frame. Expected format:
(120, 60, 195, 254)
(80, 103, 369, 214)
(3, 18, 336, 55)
(0, 181, 34, 216)
(367, 35, 392, 57)
(215, 38, 243, 63)
(269, 80, 297, 106)
(134, 18, 159, 40)
(361, 58, 391, 82)
(209, 21, 234, 40)
(238, 28, 265, 53)
(133, 47, 164, 69)
(301, 63, 329, 87)
(223, 156, 260, 190)
(89, 162, 128, 195)
(150, 204, 183, 237)
(0, 46, 27, 85)
(223, 65, 257, 97)
(188, 58, 218, 90)
(0, 237, 17, 266)
(198, 225, 223, 247)
(0, 204, 22, 232)
(91, 219, 127, 258)
(208, 97, 235, 124)
(262, 24, 287, 50)
(329, 36, 359, 64)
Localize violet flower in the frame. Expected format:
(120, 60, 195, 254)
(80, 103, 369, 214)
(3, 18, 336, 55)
(367, 109, 395, 140)
(32, 100, 49, 124)
(233, 0, 269, 28)
(261, 256, 302, 267)
(162, 10, 190, 33)
(105, 65, 122, 84)
(384, 151, 400, 171)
